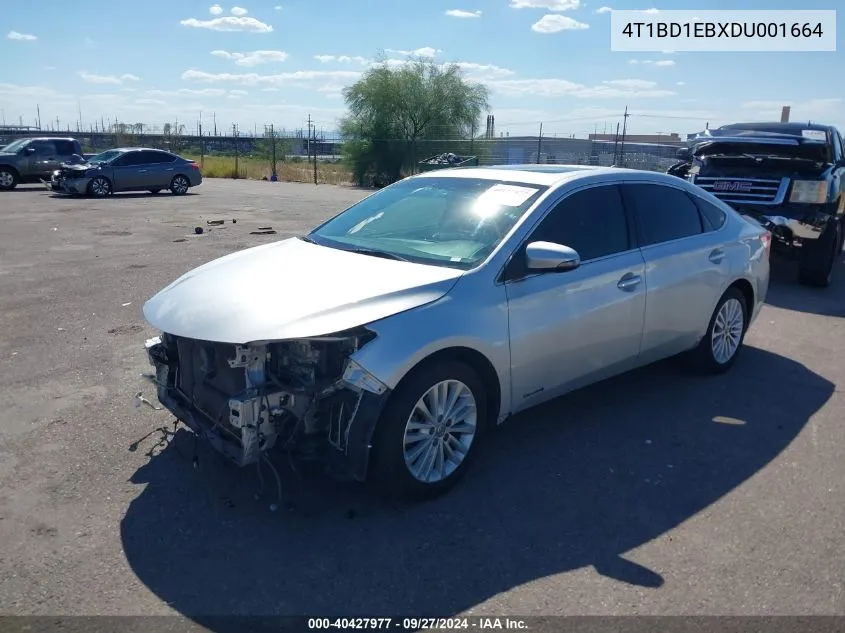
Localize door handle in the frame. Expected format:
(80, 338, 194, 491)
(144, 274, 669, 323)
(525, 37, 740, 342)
(709, 248, 725, 264)
(617, 272, 642, 291)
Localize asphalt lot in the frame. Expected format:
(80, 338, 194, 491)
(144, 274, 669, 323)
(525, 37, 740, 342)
(0, 179, 843, 623)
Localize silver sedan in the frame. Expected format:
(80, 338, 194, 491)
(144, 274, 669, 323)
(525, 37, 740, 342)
(142, 165, 771, 501)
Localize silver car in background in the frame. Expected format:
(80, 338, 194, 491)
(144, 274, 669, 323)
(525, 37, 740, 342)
(142, 165, 771, 501)
(53, 147, 202, 197)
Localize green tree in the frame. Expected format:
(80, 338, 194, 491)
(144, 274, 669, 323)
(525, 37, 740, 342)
(340, 56, 490, 186)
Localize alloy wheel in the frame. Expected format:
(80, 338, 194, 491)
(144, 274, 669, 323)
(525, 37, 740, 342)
(402, 379, 478, 484)
(711, 298, 745, 364)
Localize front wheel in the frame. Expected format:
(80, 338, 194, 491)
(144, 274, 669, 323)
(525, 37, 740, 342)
(170, 175, 189, 195)
(369, 360, 487, 501)
(88, 176, 112, 197)
(687, 287, 748, 375)
(0, 168, 18, 190)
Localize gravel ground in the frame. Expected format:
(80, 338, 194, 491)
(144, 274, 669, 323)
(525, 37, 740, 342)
(0, 179, 843, 625)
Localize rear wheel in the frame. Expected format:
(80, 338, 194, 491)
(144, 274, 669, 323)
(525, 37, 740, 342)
(369, 360, 486, 502)
(88, 176, 112, 198)
(687, 287, 748, 375)
(0, 167, 18, 190)
(170, 175, 189, 195)
(798, 221, 840, 287)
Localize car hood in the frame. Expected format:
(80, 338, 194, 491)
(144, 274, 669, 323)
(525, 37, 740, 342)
(691, 135, 830, 163)
(142, 237, 465, 344)
(0, 152, 17, 158)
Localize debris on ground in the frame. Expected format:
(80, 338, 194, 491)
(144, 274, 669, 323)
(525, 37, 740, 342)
(250, 229, 277, 235)
(206, 220, 224, 226)
(134, 391, 162, 411)
(194, 227, 204, 235)
(121, 302, 132, 307)
(423, 152, 464, 166)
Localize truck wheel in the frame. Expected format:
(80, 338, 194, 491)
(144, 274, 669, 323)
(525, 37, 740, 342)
(88, 176, 112, 198)
(0, 167, 18, 191)
(368, 360, 487, 502)
(798, 221, 840, 288)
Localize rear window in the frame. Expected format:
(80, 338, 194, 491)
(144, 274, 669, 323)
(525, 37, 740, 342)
(689, 194, 727, 231)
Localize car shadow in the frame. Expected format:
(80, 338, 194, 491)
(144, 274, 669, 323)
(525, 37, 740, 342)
(764, 251, 845, 317)
(120, 345, 833, 623)
(46, 191, 200, 200)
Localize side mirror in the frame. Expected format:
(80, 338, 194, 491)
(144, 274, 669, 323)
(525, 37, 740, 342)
(525, 241, 581, 272)
(676, 147, 691, 161)
(24, 147, 36, 155)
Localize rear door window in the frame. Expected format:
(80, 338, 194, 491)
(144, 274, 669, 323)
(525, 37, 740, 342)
(622, 183, 704, 246)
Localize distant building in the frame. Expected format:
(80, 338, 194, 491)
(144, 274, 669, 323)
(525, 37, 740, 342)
(589, 132, 682, 144)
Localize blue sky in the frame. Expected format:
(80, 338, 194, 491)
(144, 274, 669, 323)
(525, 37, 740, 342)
(2, 0, 842, 138)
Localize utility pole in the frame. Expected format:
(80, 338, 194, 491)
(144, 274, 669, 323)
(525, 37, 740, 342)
(619, 106, 630, 166)
(78, 101, 83, 131)
(310, 116, 317, 185)
(198, 112, 204, 166)
(233, 123, 239, 177)
(537, 122, 543, 164)
(213, 112, 217, 137)
(270, 123, 277, 181)
(36, 104, 41, 130)
(306, 114, 312, 163)
(612, 122, 621, 164)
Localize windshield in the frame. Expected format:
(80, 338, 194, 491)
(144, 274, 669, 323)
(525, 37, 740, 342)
(1, 139, 31, 153)
(87, 150, 123, 164)
(307, 176, 548, 270)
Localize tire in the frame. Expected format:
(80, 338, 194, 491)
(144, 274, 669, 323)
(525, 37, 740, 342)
(0, 167, 18, 191)
(369, 360, 487, 502)
(88, 176, 112, 198)
(798, 221, 840, 288)
(170, 175, 190, 195)
(687, 287, 749, 375)
(149, 188, 161, 194)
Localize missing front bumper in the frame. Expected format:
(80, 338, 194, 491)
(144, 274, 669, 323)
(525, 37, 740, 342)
(142, 334, 390, 481)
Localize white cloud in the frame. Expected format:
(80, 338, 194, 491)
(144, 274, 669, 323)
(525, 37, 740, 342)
(642, 7, 659, 13)
(532, 14, 589, 32)
(445, 9, 482, 18)
(274, 4, 282, 8)
(180, 69, 362, 87)
(180, 16, 273, 32)
(211, 49, 289, 66)
(0, 83, 58, 99)
(230, 6, 248, 16)
(314, 54, 371, 65)
(487, 77, 674, 98)
(261, 87, 280, 91)
(147, 88, 229, 97)
(603, 79, 657, 89)
(209, 3, 223, 14)
(78, 71, 141, 85)
(230, 89, 249, 95)
(595, 6, 612, 13)
(137, 98, 166, 105)
(510, 0, 580, 10)
(384, 47, 441, 57)
(676, 81, 685, 86)
(7, 31, 37, 41)
(628, 59, 675, 66)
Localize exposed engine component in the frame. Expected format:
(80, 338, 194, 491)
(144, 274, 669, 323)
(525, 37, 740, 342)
(144, 328, 385, 474)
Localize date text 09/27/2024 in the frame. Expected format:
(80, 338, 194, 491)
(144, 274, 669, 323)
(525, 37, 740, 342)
(307, 617, 529, 630)
(620, 21, 824, 39)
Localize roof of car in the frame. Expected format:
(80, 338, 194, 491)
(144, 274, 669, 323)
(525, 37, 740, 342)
(113, 147, 171, 152)
(412, 164, 675, 187)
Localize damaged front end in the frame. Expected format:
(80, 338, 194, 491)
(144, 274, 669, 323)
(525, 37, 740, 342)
(142, 328, 390, 481)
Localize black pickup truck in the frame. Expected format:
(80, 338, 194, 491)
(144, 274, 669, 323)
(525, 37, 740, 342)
(668, 122, 845, 287)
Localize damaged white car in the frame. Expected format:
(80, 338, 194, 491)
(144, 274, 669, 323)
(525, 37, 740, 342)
(142, 165, 770, 500)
